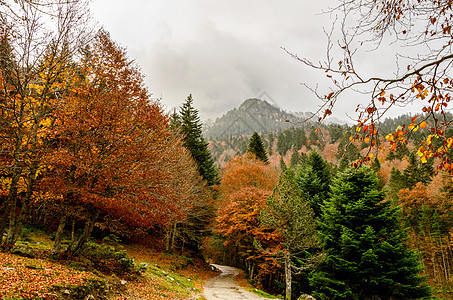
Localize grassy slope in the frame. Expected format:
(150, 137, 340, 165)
(0, 231, 215, 299)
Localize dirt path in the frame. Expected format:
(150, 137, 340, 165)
(202, 264, 274, 300)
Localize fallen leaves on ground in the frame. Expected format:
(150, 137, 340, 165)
(0, 251, 97, 299)
(0, 243, 216, 299)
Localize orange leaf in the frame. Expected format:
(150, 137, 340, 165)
(435, 103, 441, 111)
(420, 121, 427, 129)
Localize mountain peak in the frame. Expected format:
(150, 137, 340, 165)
(239, 98, 277, 110)
(203, 98, 305, 138)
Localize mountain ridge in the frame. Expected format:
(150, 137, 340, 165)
(203, 98, 349, 138)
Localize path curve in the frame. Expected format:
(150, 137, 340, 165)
(202, 264, 273, 300)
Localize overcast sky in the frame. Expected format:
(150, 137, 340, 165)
(89, 0, 418, 121)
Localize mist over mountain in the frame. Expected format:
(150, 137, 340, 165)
(203, 98, 350, 138)
(203, 98, 306, 137)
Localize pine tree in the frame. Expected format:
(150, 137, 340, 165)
(290, 150, 300, 167)
(167, 95, 218, 252)
(338, 156, 349, 172)
(178, 94, 218, 186)
(280, 156, 287, 171)
(247, 132, 269, 163)
(297, 151, 331, 218)
(169, 109, 181, 130)
(311, 167, 431, 299)
(403, 152, 433, 189)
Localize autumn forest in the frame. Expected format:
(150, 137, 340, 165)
(3, 0, 453, 300)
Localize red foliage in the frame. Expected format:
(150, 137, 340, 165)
(38, 31, 198, 229)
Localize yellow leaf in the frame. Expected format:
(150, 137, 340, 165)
(447, 137, 453, 148)
(417, 148, 424, 157)
(421, 156, 428, 163)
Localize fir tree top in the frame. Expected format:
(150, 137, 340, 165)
(246, 132, 269, 163)
(177, 94, 219, 186)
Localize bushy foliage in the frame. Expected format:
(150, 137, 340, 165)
(81, 241, 137, 276)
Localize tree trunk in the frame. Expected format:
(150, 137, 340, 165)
(0, 171, 20, 246)
(53, 205, 68, 254)
(235, 245, 239, 268)
(165, 222, 177, 252)
(4, 129, 40, 249)
(6, 201, 27, 248)
(4, 165, 37, 249)
(247, 259, 255, 279)
(71, 217, 75, 242)
(285, 251, 292, 300)
(67, 208, 99, 255)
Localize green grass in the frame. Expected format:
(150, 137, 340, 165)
(144, 263, 199, 295)
(250, 287, 282, 299)
(3, 225, 211, 299)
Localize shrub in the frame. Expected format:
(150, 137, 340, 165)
(81, 241, 136, 276)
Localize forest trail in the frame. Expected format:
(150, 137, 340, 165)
(202, 264, 274, 300)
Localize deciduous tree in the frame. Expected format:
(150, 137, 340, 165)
(398, 181, 453, 289)
(215, 153, 279, 284)
(0, 0, 92, 248)
(40, 31, 195, 254)
(260, 169, 323, 300)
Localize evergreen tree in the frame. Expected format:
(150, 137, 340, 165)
(389, 167, 405, 192)
(178, 94, 218, 186)
(247, 132, 269, 163)
(311, 167, 431, 299)
(372, 157, 381, 173)
(403, 152, 433, 189)
(267, 132, 274, 154)
(290, 150, 300, 167)
(169, 109, 180, 130)
(297, 151, 331, 218)
(386, 142, 410, 161)
(299, 151, 308, 168)
(338, 156, 349, 172)
(280, 156, 287, 171)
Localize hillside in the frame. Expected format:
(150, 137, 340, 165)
(203, 98, 311, 138)
(1, 228, 215, 299)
